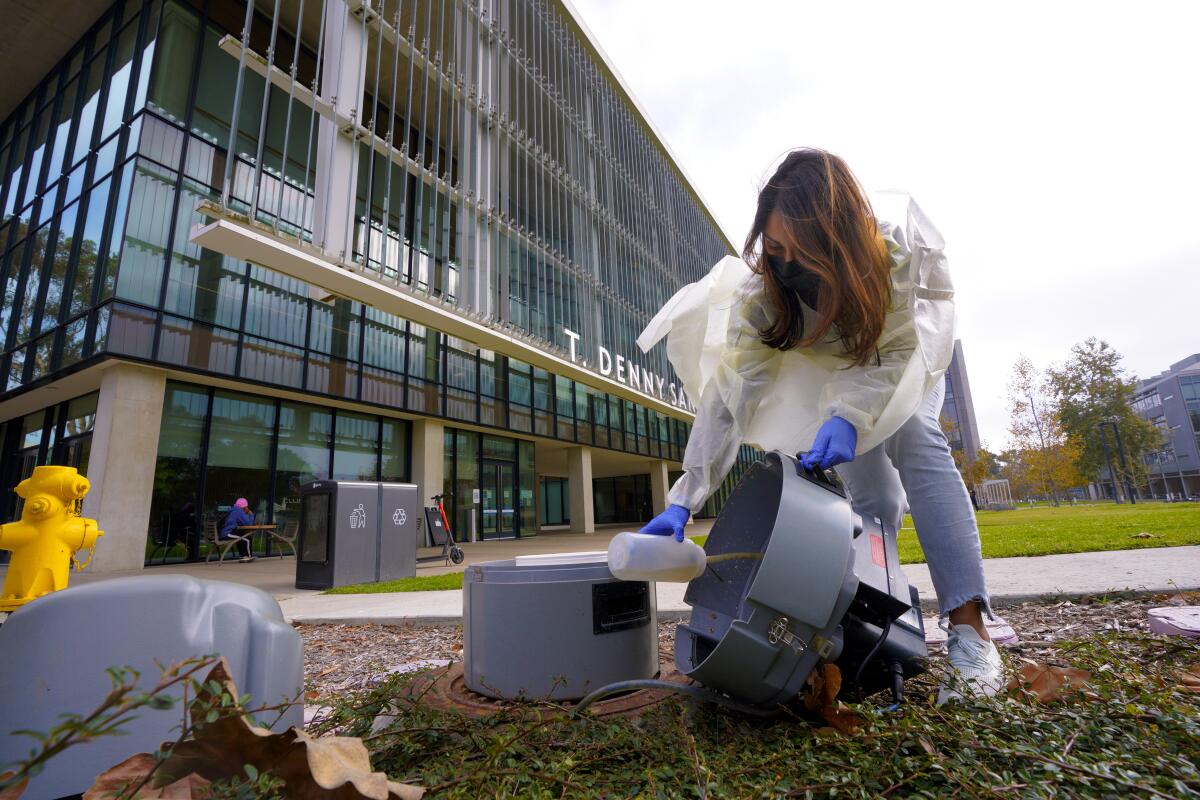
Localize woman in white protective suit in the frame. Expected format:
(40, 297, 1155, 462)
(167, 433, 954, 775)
(636, 149, 1001, 703)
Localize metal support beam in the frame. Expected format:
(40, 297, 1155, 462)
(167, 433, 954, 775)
(313, 0, 370, 259)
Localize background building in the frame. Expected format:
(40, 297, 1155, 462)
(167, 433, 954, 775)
(941, 339, 982, 462)
(1123, 353, 1200, 500)
(0, 0, 763, 572)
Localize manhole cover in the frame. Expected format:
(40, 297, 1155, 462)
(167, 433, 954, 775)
(408, 661, 691, 719)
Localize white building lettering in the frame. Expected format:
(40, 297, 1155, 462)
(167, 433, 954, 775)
(562, 327, 693, 411)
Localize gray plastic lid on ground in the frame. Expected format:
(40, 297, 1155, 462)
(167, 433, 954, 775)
(0, 575, 303, 799)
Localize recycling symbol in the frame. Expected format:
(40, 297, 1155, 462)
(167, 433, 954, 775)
(392, 508, 407, 526)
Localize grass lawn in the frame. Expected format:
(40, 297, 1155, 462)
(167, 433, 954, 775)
(693, 502, 1200, 564)
(325, 572, 464, 594)
(897, 501, 1200, 564)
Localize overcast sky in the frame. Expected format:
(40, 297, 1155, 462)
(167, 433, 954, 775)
(570, 0, 1200, 451)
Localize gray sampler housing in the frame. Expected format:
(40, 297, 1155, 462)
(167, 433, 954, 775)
(676, 451, 928, 707)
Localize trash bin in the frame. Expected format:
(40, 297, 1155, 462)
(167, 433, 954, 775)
(379, 481, 419, 581)
(295, 480, 419, 589)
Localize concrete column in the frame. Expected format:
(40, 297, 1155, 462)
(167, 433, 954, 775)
(411, 419, 445, 545)
(567, 446, 594, 534)
(312, 0, 368, 261)
(649, 459, 671, 516)
(82, 363, 168, 573)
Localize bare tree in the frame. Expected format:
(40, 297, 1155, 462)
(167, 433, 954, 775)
(1007, 356, 1084, 504)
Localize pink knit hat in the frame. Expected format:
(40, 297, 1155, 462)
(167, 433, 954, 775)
(235, 498, 250, 509)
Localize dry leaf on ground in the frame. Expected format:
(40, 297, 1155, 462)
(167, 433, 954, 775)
(803, 663, 843, 712)
(1176, 664, 1200, 694)
(1008, 663, 1096, 703)
(819, 703, 862, 736)
(83, 754, 212, 799)
(802, 664, 862, 734)
(159, 661, 424, 800)
(0, 771, 28, 800)
(83, 661, 424, 800)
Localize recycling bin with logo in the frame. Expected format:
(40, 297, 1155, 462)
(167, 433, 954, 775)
(295, 480, 419, 590)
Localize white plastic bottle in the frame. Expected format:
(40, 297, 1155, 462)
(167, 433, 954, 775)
(607, 532, 707, 582)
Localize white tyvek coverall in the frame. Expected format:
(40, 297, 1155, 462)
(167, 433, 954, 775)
(636, 196, 956, 513)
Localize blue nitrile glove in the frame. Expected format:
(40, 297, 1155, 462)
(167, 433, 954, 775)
(801, 416, 858, 471)
(639, 504, 692, 542)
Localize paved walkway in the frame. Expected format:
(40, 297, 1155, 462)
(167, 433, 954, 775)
(277, 545, 1200, 625)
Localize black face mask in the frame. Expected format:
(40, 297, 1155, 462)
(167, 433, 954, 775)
(767, 255, 822, 307)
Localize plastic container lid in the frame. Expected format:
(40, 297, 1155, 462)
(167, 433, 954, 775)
(513, 551, 608, 566)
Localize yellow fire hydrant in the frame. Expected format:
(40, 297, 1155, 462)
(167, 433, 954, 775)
(0, 466, 103, 611)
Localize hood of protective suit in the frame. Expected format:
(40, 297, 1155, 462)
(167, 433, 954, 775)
(636, 195, 956, 512)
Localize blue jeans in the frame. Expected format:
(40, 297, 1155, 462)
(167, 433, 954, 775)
(835, 381, 992, 617)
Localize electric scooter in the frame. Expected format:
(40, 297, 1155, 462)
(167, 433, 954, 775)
(418, 493, 466, 566)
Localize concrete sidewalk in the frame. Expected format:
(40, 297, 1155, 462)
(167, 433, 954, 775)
(278, 545, 1200, 625)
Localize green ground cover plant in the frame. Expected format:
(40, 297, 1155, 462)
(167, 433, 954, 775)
(311, 630, 1200, 798)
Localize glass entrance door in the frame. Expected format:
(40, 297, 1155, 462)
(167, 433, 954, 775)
(480, 460, 518, 539)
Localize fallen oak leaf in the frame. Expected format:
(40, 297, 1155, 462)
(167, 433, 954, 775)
(820, 663, 842, 708)
(1008, 664, 1096, 703)
(1176, 664, 1200, 694)
(819, 702, 862, 736)
(155, 660, 425, 799)
(83, 754, 212, 799)
(802, 663, 842, 712)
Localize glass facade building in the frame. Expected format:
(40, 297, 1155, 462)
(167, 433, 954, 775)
(1124, 354, 1200, 501)
(940, 340, 981, 463)
(0, 0, 755, 570)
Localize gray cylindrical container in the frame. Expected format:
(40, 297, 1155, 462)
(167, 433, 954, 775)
(463, 554, 658, 700)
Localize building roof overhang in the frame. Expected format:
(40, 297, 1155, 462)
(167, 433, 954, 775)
(0, 0, 114, 123)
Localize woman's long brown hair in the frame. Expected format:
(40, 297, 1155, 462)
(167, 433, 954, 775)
(744, 149, 892, 366)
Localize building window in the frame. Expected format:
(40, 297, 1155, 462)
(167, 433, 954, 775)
(333, 410, 379, 481)
(540, 477, 569, 526)
(145, 380, 412, 563)
(205, 389, 275, 525)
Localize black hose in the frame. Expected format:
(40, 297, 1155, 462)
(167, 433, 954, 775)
(853, 618, 893, 698)
(572, 679, 780, 718)
(889, 660, 906, 707)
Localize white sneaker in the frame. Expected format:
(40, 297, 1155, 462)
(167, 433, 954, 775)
(937, 623, 1004, 705)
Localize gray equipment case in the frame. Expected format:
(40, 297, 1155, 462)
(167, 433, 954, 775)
(677, 451, 926, 707)
(464, 554, 658, 701)
(296, 480, 419, 589)
(0, 576, 302, 799)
